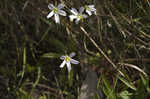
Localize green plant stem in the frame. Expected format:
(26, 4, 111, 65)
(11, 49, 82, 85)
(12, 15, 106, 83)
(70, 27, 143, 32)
(30, 66, 41, 96)
(18, 46, 26, 87)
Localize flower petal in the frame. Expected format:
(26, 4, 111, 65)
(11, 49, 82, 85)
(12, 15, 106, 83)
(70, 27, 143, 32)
(79, 7, 85, 13)
(66, 62, 71, 72)
(70, 59, 79, 64)
(58, 10, 66, 16)
(88, 5, 95, 8)
(57, 4, 65, 9)
(75, 18, 80, 24)
(90, 7, 96, 11)
(82, 14, 88, 18)
(94, 11, 97, 15)
(60, 55, 65, 60)
(47, 11, 54, 18)
(69, 15, 77, 22)
(69, 52, 76, 58)
(48, 4, 55, 10)
(60, 60, 66, 68)
(86, 10, 92, 16)
(54, 14, 60, 24)
(71, 8, 78, 15)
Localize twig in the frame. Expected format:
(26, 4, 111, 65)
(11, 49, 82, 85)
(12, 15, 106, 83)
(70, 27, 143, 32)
(25, 82, 58, 93)
(80, 26, 124, 76)
(83, 37, 98, 56)
(52, 71, 64, 99)
(109, 11, 126, 38)
(124, 58, 150, 62)
(118, 63, 148, 77)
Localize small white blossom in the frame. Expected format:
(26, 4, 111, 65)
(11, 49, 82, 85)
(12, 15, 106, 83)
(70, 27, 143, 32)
(69, 7, 88, 24)
(47, 3, 66, 24)
(60, 52, 79, 72)
(85, 5, 96, 16)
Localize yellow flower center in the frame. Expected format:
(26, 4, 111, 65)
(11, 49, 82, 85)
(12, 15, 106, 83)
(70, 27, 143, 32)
(77, 14, 83, 19)
(53, 7, 58, 13)
(65, 56, 70, 62)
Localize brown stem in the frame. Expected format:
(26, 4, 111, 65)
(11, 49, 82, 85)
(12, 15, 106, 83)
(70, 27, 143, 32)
(80, 26, 124, 76)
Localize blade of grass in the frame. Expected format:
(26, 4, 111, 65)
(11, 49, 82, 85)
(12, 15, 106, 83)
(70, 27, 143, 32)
(30, 66, 41, 95)
(18, 46, 26, 87)
(118, 75, 137, 91)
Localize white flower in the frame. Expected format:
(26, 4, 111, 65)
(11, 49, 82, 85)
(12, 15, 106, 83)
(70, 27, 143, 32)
(85, 5, 96, 16)
(60, 52, 79, 72)
(47, 3, 66, 24)
(69, 7, 88, 24)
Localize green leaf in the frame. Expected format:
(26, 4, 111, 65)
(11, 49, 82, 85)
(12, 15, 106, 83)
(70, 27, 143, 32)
(38, 93, 47, 99)
(120, 90, 132, 99)
(40, 17, 53, 25)
(132, 18, 141, 22)
(48, 38, 66, 53)
(118, 76, 137, 91)
(102, 76, 116, 99)
(140, 74, 150, 93)
(41, 52, 61, 59)
(26, 64, 36, 73)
